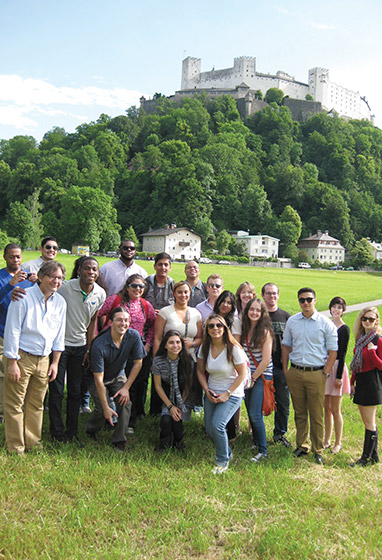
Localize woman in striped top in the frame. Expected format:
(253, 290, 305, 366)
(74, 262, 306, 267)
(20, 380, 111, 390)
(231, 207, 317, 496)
(239, 298, 274, 463)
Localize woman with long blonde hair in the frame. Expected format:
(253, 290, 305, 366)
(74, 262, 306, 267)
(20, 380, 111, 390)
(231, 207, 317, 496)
(350, 306, 382, 466)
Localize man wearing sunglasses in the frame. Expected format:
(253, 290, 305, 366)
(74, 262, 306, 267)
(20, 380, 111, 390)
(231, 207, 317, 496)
(282, 287, 338, 464)
(99, 240, 148, 297)
(196, 274, 224, 324)
(23, 237, 59, 274)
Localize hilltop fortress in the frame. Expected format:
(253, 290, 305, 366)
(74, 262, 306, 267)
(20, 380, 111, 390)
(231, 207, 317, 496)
(180, 56, 373, 122)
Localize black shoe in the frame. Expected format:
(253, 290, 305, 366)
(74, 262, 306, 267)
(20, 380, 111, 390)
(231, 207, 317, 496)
(86, 432, 97, 441)
(315, 453, 324, 465)
(274, 435, 292, 448)
(293, 448, 308, 457)
(112, 442, 126, 453)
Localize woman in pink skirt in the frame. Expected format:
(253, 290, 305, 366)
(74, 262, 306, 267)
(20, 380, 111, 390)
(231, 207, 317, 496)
(323, 297, 350, 453)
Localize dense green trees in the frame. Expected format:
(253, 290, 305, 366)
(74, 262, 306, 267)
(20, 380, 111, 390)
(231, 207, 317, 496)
(1, 95, 382, 257)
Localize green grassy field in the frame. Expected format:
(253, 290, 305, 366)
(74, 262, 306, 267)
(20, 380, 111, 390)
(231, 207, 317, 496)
(9, 250, 382, 314)
(0, 254, 381, 559)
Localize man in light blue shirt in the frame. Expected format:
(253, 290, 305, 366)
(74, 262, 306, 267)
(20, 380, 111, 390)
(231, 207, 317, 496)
(3, 261, 66, 454)
(282, 287, 337, 464)
(196, 274, 224, 324)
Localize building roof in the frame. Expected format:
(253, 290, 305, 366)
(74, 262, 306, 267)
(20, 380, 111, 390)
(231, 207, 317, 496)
(298, 230, 344, 249)
(142, 227, 200, 238)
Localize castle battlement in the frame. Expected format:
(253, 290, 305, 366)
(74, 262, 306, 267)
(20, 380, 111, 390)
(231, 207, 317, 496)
(181, 56, 373, 122)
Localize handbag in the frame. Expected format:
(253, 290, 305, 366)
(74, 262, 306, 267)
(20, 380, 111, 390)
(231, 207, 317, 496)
(246, 338, 276, 416)
(260, 374, 276, 416)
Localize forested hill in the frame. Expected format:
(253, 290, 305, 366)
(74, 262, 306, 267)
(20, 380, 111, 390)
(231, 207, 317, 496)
(0, 95, 382, 256)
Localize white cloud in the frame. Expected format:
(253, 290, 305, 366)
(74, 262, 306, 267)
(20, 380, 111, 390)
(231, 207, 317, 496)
(0, 75, 145, 108)
(311, 22, 336, 31)
(0, 74, 148, 134)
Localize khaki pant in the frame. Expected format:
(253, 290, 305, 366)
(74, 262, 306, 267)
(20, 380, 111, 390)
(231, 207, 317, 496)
(4, 350, 49, 454)
(286, 366, 326, 454)
(0, 337, 4, 417)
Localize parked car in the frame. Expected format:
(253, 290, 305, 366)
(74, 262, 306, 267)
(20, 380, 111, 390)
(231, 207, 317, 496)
(298, 262, 311, 269)
(199, 257, 212, 264)
(218, 260, 231, 265)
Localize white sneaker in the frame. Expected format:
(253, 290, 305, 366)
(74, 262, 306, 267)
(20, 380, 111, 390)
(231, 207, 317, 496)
(126, 427, 135, 435)
(251, 452, 267, 463)
(212, 464, 229, 475)
(81, 406, 92, 414)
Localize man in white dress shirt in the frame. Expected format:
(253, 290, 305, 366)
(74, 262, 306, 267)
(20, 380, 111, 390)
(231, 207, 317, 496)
(99, 240, 147, 297)
(3, 261, 66, 454)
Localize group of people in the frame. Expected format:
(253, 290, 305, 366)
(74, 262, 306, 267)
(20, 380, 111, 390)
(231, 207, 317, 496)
(0, 238, 380, 473)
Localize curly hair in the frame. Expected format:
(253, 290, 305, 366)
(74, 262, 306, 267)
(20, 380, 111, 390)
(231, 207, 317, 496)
(118, 274, 147, 304)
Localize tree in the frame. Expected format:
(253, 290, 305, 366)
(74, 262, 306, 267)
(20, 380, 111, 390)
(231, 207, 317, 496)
(351, 238, 374, 268)
(59, 186, 120, 251)
(276, 205, 302, 259)
(4, 201, 34, 248)
(215, 230, 231, 255)
(264, 88, 284, 105)
(24, 189, 43, 248)
(123, 226, 140, 250)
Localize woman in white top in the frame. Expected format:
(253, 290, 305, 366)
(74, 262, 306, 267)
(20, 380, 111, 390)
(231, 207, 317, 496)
(153, 281, 202, 358)
(197, 314, 247, 474)
(154, 281, 203, 408)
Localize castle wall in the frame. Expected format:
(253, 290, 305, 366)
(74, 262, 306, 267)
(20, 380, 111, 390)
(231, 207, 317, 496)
(181, 57, 372, 122)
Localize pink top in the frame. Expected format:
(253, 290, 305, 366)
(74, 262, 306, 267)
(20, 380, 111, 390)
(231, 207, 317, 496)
(98, 295, 156, 348)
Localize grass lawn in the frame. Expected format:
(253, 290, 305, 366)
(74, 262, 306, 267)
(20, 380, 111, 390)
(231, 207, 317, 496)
(0, 254, 381, 559)
(9, 251, 382, 314)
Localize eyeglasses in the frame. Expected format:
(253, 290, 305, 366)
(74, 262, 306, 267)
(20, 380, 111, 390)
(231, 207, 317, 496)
(362, 316, 377, 323)
(45, 244, 58, 251)
(46, 275, 63, 281)
(207, 323, 224, 330)
(129, 283, 145, 289)
(299, 297, 314, 304)
(208, 283, 222, 289)
(121, 246, 136, 251)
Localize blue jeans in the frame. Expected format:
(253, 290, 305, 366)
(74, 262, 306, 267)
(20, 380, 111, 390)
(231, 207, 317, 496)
(204, 395, 242, 467)
(245, 377, 268, 455)
(273, 367, 290, 439)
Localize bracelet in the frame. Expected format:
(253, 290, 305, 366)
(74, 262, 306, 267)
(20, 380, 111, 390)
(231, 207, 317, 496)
(167, 403, 174, 410)
(226, 389, 232, 396)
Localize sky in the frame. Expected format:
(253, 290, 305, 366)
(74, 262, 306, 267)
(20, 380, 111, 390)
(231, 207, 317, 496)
(1, 0, 381, 142)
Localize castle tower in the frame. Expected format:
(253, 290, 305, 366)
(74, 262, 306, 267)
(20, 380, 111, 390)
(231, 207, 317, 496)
(181, 57, 201, 89)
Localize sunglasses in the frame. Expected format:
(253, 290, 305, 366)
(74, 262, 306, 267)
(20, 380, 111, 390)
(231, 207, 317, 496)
(299, 297, 314, 304)
(129, 283, 145, 289)
(45, 244, 58, 251)
(121, 246, 136, 251)
(207, 323, 224, 330)
(208, 283, 222, 289)
(362, 316, 377, 323)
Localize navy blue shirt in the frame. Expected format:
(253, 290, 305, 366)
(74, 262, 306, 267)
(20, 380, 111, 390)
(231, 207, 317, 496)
(90, 328, 146, 383)
(0, 268, 33, 338)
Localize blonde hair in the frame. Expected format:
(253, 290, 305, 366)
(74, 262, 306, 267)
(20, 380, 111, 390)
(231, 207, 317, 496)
(353, 306, 382, 338)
